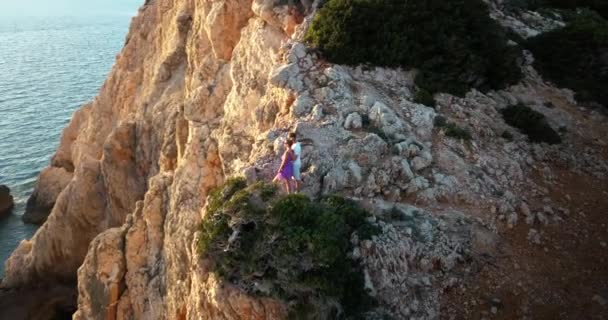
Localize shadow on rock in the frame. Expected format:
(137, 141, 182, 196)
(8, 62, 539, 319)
(0, 283, 77, 320)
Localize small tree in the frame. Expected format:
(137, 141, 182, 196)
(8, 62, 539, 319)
(306, 0, 523, 96)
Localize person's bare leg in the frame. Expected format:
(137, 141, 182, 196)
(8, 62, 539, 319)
(283, 180, 291, 194)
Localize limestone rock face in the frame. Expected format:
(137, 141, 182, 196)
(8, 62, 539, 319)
(0, 185, 14, 218)
(22, 167, 72, 224)
(3, 0, 608, 319)
(4, 0, 295, 317)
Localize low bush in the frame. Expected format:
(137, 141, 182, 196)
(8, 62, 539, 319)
(435, 117, 472, 140)
(198, 180, 381, 318)
(414, 89, 436, 108)
(433, 115, 448, 128)
(444, 123, 473, 141)
(526, 10, 608, 108)
(501, 130, 515, 141)
(500, 104, 562, 144)
(306, 0, 523, 96)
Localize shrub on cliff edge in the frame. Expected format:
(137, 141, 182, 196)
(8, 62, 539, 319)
(306, 0, 523, 96)
(526, 10, 608, 108)
(198, 179, 381, 318)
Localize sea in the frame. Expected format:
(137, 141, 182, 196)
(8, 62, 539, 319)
(0, 13, 136, 276)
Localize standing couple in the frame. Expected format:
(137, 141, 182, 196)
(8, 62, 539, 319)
(273, 132, 302, 194)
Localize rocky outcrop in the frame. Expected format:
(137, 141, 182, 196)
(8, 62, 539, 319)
(4, 0, 298, 314)
(3, 0, 608, 319)
(488, 0, 565, 38)
(0, 185, 14, 218)
(22, 167, 72, 224)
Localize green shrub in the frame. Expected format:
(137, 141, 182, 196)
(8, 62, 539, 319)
(526, 10, 608, 107)
(414, 89, 436, 107)
(198, 181, 381, 318)
(444, 123, 473, 140)
(500, 104, 562, 144)
(306, 0, 523, 96)
(198, 177, 248, 253)
(501, 130, 515, 141)
(251, 181, 278, 201)
(433, 115, 448, 128)
(433, 116, 472, 140)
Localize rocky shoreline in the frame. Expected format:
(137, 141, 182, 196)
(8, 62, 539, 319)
(0, 185, 14, 218)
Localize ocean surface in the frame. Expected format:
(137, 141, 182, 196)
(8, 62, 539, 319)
(0, 14, 135, 276)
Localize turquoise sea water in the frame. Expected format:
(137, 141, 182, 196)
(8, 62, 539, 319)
(0, 14, 134, 276)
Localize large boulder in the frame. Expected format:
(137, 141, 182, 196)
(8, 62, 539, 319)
(22, 167, 72, 224)
(0, 185, 14, 217)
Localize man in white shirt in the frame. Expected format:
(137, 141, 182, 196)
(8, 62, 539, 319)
(288, 132, 302, 192)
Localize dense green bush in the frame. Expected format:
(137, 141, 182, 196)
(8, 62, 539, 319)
(500, 104, 562, 144)
(306, 0, 523, 96)
(433, 115, 448, 128)
(198, 179, 381, 318)
(414, 89, 436, 108)
(501, 130, 515, 141)
(434, 116, 473, 140)
(526, 10, 608, 107)
(444, 123, 473, 141)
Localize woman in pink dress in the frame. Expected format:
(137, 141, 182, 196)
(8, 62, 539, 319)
(273, 139, 296, 194)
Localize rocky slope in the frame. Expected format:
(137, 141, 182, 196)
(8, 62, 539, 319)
(2, 0, 607, 319)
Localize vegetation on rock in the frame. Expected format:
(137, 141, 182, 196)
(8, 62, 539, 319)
(306, 0, 523, 96)
(198, 178, 381, 319)
(526, 10, 608, 107)
(501, 130, 515, 141)
(444, 123, 473, 141)
(500, 104, 562, 144)
(434, 116, 472, 140)
(414, 88, 436, 108)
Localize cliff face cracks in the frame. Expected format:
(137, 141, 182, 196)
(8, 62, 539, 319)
(5, 0, 296, 318)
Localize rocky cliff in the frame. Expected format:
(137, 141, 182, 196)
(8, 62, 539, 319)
(3, 0, 608, 319)
(0, 185, 14, 218)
